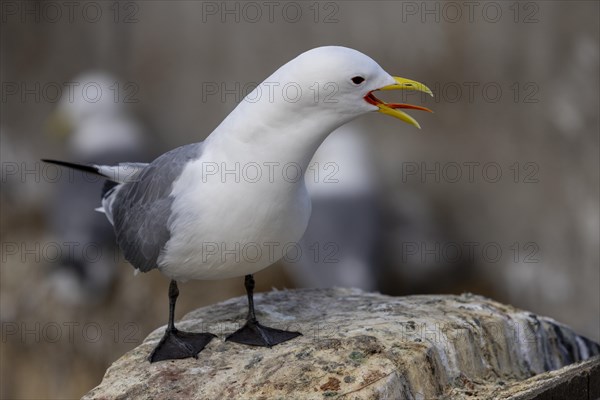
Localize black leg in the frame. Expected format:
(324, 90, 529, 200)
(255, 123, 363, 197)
(245, 274, 257, 321)
(149, 280, 216, 363)
(167, 278, 179, 330)
(226, 274, 301, 347)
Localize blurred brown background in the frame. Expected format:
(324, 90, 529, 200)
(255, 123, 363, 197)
(1, 1, 598, 399)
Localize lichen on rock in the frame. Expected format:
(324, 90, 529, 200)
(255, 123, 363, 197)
(83, 288, 599, 399)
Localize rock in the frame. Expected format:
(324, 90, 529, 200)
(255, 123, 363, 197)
(490, 355, 599, 399)
(83, 288, 599, 399)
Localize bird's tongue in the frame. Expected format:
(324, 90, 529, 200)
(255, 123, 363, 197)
(364, 91, 433, 113)
(386, 103, 433, 112)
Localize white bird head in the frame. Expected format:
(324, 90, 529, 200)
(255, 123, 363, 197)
(211, 46, 433, 166)
(255, 46, 433, 129)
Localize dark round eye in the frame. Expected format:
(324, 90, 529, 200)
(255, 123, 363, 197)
(351, 76, 365, 85)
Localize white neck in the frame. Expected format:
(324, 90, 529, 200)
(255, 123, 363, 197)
(204, 66, 357, 171)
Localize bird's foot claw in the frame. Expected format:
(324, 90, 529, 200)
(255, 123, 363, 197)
(149, 329, 216, 363)
(226, 319, 301, 347)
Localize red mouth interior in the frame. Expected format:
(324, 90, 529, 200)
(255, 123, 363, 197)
(364, 91, 433, 112)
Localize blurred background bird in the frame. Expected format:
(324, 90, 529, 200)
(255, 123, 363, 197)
(284, 121, 382, 291)
(44, 72, 149, 305)
(1, 2, 598, 399)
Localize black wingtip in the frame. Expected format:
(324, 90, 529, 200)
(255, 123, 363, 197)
(41, 159, 101, 175)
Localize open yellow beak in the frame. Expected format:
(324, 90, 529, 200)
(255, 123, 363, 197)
(365, 76, 433, 129)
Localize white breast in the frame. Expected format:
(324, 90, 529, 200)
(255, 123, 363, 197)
(158, 155, 312, 281)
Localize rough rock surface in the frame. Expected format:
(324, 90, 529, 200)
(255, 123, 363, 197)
(84, 288, 599, 399)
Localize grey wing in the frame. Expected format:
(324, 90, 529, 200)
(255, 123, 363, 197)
(110, 142, 204, 272)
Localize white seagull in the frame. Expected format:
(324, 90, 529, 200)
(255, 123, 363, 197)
(44, 46, 432, 363)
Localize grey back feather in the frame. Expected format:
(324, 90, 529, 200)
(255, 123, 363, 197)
(109, 143, 204, 272)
